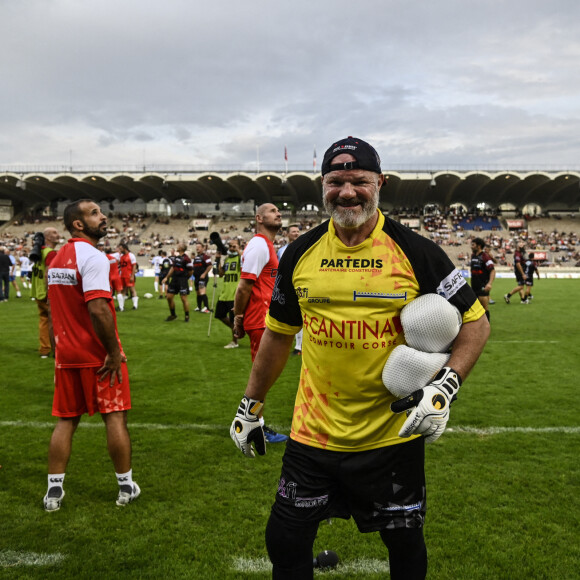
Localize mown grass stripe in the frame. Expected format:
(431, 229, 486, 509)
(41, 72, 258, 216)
(1, 421, 578, 435)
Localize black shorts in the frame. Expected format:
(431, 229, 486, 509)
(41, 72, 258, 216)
(514, 271, 525, 285)
(271, 437, 426, 533)
(471, 283, 490, 297)
(194, 279, 207, 291)
(167, 277, 190, 296)
(215, 300, 234, 320)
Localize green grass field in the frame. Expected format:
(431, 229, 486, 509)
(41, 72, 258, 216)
(1, 277, 579, 579)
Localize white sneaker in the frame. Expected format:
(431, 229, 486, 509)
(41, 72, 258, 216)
(224, 341, 239, 349)
(43, 488, 65, 512)
(116, 482, 141, 506)
(194, 307, 200, 311)
(201, 307, 210, 313)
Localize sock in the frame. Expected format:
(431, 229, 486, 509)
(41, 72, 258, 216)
(132, 296, 139, 308)
(197, 296, 202, 309)
(16, 291, 21, 297)
(259, 417, 265, 427)
(185, 312, 190, 321)
(154, 281, 159, 292)
(117, 293, 125, 310)
(116, 469, 134, 493)
(47, 473, 65, 497)
(202, 295, 209, 309)
(170, 308, 176, 316)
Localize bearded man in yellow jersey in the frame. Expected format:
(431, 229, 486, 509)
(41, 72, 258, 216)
(230, 137, 490, 580)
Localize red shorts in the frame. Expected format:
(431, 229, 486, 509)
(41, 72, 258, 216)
(53, 364, 131, 417)
(111, 278, 123, 292)
(121, 276, 135, 288)
(247, 327, 265, 362)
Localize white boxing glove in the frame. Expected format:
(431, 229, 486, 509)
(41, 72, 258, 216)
(230, 395, 266, 458)
(391, 367, 462, 444)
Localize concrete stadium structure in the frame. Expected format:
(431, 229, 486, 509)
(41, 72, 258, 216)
(1, 168, 579, 216)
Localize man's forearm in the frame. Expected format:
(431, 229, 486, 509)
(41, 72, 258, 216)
(245, 329, 294, 400)
(447, 315, 490, 381)
(88, 299, 121, 358)
(233, 280, 254, 316)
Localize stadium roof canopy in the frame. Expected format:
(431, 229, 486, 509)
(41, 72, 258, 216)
(1, 169, 579, 212)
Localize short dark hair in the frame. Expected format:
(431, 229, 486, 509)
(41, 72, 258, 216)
(473, 237, 486, 249)
(63, 199, 94, 234)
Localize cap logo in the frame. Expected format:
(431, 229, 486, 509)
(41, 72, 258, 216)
(332, 144, 357, 153)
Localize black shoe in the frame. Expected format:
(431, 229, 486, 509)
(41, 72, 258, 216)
(165, 315, 177, 321)
(291, 349, 302, 356)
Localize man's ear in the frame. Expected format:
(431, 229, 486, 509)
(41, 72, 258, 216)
(72, 219, 84, 233)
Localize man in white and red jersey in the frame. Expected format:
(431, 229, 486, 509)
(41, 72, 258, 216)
(233, 203, 288, 444)
(117, 242, 138, 310)
(44, 199, 139, 512)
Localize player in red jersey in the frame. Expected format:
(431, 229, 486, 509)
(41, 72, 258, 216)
(99, 242, 125, 311)
(233, 203, 288, 444)
(44, 199, 139, 511)
(117, 243, 139, 310)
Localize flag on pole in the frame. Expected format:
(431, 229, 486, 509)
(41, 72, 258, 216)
(313, 146, 317, 171)
(284, 146, 288, 161)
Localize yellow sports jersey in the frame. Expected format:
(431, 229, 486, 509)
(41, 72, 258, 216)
(267, 211, 484, 452)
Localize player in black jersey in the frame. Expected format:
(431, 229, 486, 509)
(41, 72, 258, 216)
(523, 252, 540, 303)
(162, 244, 193, 322)
(470, 237, 495, 321)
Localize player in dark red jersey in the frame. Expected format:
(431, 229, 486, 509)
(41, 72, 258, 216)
(470, 237, 495, 321)
(192, 242, 213, 313)
(162, 243, 194, 322)
(44, 199, 139, 511)
(504, 242, 527, 304)
(523, 252, 540, 303)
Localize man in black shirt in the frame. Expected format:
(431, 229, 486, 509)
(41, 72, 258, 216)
(162, 244, 193, 322)
(470, 237, 495, 321)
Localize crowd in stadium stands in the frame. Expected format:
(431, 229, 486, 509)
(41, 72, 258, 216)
(2, 210, 580, 270)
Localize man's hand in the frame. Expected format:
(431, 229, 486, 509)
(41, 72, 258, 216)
(230, 395, 265, 457)
(96, 352, 127, 387)
(391, 367, 462, 444)
(233, 314, 246, 340)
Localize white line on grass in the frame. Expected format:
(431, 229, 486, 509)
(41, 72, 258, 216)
(232, 556, 390, 575)
(1, 421, 579, 435)
(0, 550, 66, 568)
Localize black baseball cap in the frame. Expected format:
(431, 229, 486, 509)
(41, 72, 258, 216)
(321, 136, 382, 176)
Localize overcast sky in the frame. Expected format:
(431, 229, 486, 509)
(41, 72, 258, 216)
(2, 0, 580, 171)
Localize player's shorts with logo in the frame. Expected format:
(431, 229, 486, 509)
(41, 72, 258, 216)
(53, 364, 131, 417)
(194, 279, 206, 291)
(271, 437, 426, 532)
(168, 277, 190, 295)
